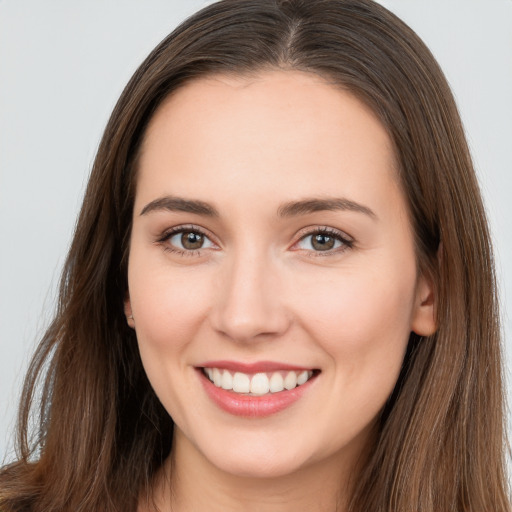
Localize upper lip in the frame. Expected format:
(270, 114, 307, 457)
(198, 360, 316, 373)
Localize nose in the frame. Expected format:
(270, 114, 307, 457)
(211, 249, 291, 343)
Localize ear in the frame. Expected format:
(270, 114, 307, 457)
(124, 294, 136, 329)
(411, 273, 437, 336)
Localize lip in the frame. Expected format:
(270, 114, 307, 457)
(196, 362, 319, 418)
(200, 360, 313, 373)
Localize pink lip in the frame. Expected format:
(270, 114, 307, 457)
(197, 366, 318, 418)
(200, 360, 313, 373)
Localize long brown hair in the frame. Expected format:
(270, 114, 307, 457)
(1, 1, 509, 510)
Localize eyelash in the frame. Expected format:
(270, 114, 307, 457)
(155, 225, 354, 257)
(156, 225, 215, 257)
(293, 227, 354, 257)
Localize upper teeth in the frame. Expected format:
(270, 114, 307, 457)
(204, 368, 313, 395)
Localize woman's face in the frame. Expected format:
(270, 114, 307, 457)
(126, 70, 435, 479)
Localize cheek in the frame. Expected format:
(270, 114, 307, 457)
(293, 261, 416, 384)
(127, 261, 215, 424)
(130, 262, 211, 343)
(126, 256, 215, 401)
(301, 268, 413, 331)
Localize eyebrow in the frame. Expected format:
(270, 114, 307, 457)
(140, 196, 219, 217)
(277, 197, 377, 219)
(140, 195, 376, 220)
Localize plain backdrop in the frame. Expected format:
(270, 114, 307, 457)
(1, 0, 511, 461)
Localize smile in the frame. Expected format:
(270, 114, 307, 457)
(198, 363, 320, 417)
(202, 367, 315, 395)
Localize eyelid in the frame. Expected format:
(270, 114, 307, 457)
(156, 224, 220, 255)
(290, 226, 354, 255)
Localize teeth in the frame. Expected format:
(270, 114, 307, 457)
(284, 371, 297, 390)
(203, 368, 314, 395)
(233, 372, 250, 393)
(250, 373, 270, 395)
(297, 370, 309, 385)
(213, 368, 222, 387)
(269, 372, 284, 393)
(221, 370, 233, 390)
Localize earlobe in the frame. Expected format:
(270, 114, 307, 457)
(411, 274, 437, 336)
(124, 295, 136, 329)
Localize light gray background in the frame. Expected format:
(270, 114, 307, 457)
(1, 0, 511, 461)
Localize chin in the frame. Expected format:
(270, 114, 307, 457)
(198, 436, 314, 480)
(215, 455, 306, 480)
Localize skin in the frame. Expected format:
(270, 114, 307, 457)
(125, 70, 436, 511)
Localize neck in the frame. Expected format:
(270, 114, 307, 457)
(145, 427, 370, 512)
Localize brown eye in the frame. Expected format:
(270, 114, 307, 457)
(311, 234, 335, 251)
(166, 229, 215, 253)
(295, 229, 351, 254)
(181, 232, 204, 250)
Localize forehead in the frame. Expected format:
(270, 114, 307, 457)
(135, 70, 402, 219)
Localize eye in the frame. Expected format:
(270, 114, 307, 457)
(170, 231, 214, 250)
(158, 226, 216, 255)
(294, 228, 353, 254)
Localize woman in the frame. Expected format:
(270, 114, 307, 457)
(1, 0, 509, 510)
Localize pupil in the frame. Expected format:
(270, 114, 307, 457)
(312, 234, 334, 251)
(182, 232, 203, 250)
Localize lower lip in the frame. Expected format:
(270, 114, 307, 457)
(198, 370, 317, 417)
